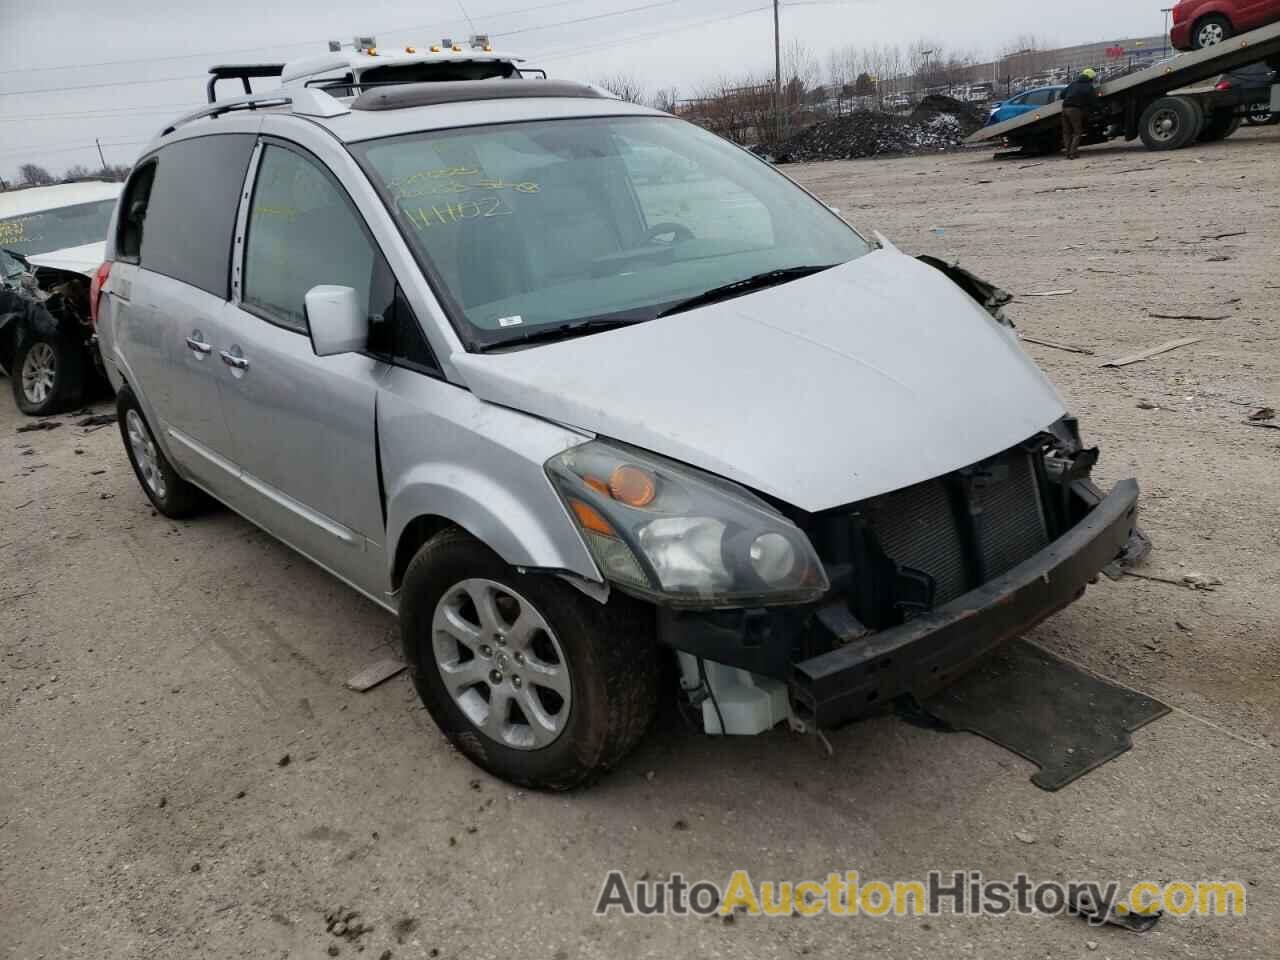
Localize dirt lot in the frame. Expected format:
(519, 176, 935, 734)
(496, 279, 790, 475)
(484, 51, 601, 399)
(3, 129, 1279, 959)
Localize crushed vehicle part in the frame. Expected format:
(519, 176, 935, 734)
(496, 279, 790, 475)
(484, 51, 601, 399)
(916, 255, 1015, 328)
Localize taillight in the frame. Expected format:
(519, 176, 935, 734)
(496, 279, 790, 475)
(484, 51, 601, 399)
(1215, 80, 1232, 91)
(89, 260, 112, 328)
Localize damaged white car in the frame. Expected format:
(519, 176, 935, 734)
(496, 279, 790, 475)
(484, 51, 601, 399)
(96, 70, 1148, 790)
(0, 181, 121, 415)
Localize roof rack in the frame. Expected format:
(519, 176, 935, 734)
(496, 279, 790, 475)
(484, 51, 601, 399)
(207, 64, 286, 104)
(159, 87, 348, 138)
(352, 78, 609, 111)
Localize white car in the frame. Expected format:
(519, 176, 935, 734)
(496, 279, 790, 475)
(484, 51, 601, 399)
(0, 181, 122, 415)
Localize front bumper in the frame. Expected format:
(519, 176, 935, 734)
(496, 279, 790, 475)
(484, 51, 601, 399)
(789, 478, 1141, 728)
(1170, 21, 1192, 50)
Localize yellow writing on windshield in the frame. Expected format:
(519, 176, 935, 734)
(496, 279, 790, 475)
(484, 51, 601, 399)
(0, 219, 28, 244)
(251, 205, 298, 223)
(392, 178, 541, 201)
(403, 196, 515, 230)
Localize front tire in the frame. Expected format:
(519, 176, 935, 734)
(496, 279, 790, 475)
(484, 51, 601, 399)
(116, 386, 209, 518)
(400, 529, 659, 790)
(11, 333, 84, 416)
(1191, 14, 1233, 49)
(1139, 96, 1202, 150)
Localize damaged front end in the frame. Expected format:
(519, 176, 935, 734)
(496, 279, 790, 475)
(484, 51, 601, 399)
(0, 253, 100, 411)
(658, 260, 1148, 735)
(660, 421, 1148, 732)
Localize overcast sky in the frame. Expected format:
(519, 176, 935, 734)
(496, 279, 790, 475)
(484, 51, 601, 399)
(1, 0, 1166, 181)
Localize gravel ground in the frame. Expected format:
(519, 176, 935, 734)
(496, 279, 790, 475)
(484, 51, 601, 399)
(3, 128, 1279, 959)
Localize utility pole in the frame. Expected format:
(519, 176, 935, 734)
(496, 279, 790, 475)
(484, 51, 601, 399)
(95, 138, 106, 171)
(1161, 8, 1173, 59)
(773, 0, 782, 146)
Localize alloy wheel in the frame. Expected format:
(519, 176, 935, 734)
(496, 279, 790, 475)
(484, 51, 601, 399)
(20, 342, 56, 405)
(125, 408, 167, 500)
(431, 578, 572, 750)
(1198, 22, 1226, 47)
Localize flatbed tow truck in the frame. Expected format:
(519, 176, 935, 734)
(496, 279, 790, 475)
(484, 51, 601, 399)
(968, 19, 1280, 154)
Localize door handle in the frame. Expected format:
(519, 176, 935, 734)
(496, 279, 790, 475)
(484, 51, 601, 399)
(219, 350, 250, 371)
(186, 334, 213, 354)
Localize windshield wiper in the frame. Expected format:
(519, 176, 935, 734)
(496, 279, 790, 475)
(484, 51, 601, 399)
(475, 316, 648, 352)
(656, 264, 839, 318)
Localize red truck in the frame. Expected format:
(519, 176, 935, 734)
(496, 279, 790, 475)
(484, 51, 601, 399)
(1172, 0, 1280, 50)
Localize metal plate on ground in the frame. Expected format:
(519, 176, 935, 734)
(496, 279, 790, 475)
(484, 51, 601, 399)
(918, 640, 1170, 791)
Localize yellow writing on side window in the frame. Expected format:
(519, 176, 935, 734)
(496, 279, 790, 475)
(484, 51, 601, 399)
(402, 196, 516, 230)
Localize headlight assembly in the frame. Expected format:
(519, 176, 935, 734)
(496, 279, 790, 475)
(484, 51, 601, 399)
(546, 441, 829, 607)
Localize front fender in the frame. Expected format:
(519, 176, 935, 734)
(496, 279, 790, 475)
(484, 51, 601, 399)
(378, 366, 601, 587)
(385, 462, 599, 582)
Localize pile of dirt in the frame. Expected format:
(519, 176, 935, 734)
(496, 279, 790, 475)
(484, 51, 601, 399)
(771, 98, 985, 163)
(910, 94, 987, 133)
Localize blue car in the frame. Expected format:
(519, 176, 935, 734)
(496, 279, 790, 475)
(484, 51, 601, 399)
(986, 85, 1067, 125)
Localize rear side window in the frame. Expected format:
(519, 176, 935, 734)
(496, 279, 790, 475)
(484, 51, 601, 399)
(242, 144, 377, 333)
(138, 134, 256, 297)
(117, 162, 156, 262)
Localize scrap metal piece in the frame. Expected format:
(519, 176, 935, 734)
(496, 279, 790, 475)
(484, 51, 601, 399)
(1069, 887, 1163, 933)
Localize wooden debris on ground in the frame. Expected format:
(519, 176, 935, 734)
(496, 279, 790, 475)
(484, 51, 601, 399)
(1100, 337, 1203, 368)
(345, 658, 407, 692)
(1020, 335, 1095, 355)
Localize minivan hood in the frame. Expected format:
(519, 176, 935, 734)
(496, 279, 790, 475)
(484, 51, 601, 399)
(453, 250, 1066, 512)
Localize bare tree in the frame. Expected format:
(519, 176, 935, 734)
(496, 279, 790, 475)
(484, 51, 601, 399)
(96, 163, 132, 182)
(63, 164, 93, 181)
(594, 72, 648, 105)
(651, 87, 681, 114)
(19, 163, 55, 186)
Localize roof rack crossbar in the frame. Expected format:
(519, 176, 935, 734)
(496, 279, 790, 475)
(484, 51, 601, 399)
(207, 63, 287, 104)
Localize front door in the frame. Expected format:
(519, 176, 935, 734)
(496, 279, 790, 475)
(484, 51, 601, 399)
(217, 141, 389, 596)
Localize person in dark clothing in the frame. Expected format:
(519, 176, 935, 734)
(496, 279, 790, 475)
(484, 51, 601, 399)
(1061, 68, 1098, 159)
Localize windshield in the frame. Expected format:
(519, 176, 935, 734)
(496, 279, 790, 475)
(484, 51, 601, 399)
(0, 198, 117, 259)
(352, 115, 872, 349)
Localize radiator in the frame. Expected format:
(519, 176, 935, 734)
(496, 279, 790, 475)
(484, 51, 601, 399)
(859, 449, 1049, 608)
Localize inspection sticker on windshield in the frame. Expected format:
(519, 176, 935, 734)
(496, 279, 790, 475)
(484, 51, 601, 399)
(498, 315, 524, 328)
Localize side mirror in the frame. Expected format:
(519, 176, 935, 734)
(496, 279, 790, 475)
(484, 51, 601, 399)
(305, 285, 366, 357)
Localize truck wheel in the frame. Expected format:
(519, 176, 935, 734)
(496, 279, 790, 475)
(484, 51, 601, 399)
(11, 333, 84, 416)
(1198, 113, 1242, 142)
(116, 385, 209, 518)
(1139, 97, 1202, 150)
(400, 528, 659, 791)
(1191, 15, 1233, 49)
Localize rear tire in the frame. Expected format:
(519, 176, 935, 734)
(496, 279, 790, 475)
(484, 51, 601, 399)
(1244, 103, 1273, 125)
(1197, 112, 1242, 142)
(116, 386, 209, 518)
(11, 333, 84, 416)
(1191, 14, 1233, 49)
(1139, 96, 1202, 150)
(400, 528, 659, 791)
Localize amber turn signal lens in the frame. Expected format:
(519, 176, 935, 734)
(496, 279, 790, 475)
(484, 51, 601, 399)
(569, 499, 616, 536)
(583, 475, 610, 496)
(608, 465, 657, 507)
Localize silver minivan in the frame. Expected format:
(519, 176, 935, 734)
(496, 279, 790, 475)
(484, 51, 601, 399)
(97, 77, 1145, 790)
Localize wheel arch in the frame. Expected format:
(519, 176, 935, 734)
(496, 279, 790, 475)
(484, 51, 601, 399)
(385, 467, 602, 594)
